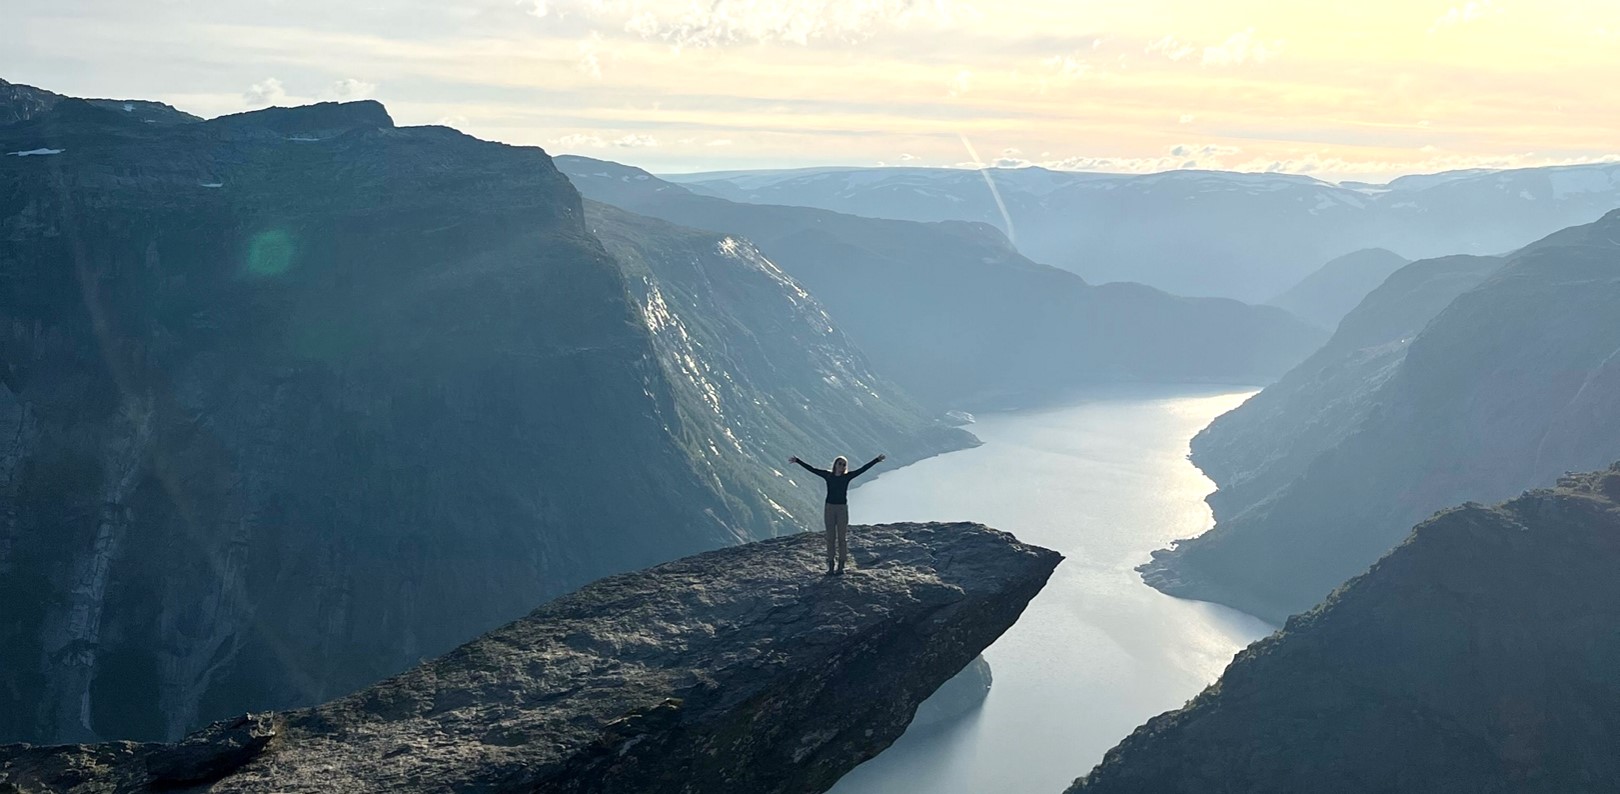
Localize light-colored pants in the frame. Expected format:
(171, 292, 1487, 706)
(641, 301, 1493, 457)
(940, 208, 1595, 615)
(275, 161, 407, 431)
(824, 502, 849, 566)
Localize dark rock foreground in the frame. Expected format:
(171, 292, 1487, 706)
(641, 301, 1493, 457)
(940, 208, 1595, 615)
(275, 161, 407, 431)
(1074, 464, 1620, 794)
(1, 522, 1060, 793)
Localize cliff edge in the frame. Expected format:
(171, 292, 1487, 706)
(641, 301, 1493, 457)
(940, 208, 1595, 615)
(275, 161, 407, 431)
(1, 522, 1060, 793)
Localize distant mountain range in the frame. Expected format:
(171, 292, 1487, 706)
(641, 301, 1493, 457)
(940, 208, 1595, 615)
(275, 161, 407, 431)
(1074, 465, 1620, 793)
(560, 156, 1325, 411)
(1143, 209, 1620, 623)
(667, 163, 1620, 301)
(0, 82, 964, 744)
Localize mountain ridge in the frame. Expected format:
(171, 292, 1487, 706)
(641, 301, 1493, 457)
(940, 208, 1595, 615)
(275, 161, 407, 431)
(560, 154, 1325, 412)
(666, 161, 1620, 300)
(1145, 209, 1620, 623)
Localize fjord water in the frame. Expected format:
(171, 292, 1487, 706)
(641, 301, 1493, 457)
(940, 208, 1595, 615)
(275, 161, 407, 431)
(829, 387, 1275, 794)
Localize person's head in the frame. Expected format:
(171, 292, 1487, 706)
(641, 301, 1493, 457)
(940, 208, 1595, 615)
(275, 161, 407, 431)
(832, 456, 849, 475)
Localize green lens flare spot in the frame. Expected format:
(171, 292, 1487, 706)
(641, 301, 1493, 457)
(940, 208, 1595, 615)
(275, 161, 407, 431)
(245, 229, 296, 278)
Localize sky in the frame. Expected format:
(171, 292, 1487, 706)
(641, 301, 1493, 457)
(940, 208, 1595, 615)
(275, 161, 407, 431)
(5, 0, 1618, 182)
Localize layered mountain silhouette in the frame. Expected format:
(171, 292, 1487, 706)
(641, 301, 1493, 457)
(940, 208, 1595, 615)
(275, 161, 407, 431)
(1144, 209, 1620, 623)
(0, 84, 962, 744)
(1074, 465, 1620, 793)
(1266, 247, 1410, 330)
(669, 163, 1620, 301)
(1193, 252, 1505, 522)
(561, 156, 1325, 411)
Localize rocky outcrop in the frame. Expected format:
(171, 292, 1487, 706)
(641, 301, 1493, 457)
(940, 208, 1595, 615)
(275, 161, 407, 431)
(1146, 209, 1620, 622)
(1073, 465, 1620, 794)
(0, 84, 961, 745)
(1, 522, 1061, 794)
(558, 156, 1325, 411)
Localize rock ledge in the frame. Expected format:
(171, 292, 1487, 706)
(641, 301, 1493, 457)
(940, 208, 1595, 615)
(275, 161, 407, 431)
(2, 522, 1059, 794)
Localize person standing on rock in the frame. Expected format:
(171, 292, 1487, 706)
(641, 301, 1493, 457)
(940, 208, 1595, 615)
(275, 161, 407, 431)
(789, 453, 886, 575)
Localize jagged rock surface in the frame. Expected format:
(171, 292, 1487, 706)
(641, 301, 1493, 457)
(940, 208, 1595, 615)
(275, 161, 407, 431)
(1, 522, 1061, 794)
(1074, 465, 1620, 794)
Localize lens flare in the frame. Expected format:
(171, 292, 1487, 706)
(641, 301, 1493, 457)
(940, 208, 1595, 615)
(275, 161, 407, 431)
(245, 229, 296, 278)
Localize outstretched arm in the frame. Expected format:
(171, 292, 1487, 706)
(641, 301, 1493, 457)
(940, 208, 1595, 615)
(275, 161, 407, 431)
(788, 456, 830, 477)
(848, 454, 887, 479)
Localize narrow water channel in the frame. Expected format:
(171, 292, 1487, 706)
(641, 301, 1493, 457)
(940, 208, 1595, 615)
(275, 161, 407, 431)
(830, 386, 1276, 794)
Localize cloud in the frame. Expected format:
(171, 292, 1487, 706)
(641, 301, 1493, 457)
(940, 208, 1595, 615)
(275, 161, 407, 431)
(326, 78, 376, 100)
(526, 0, 549, 18)
(552, 133, 607, 148)
(898, 152, 918, 161)
(243, 77, 286, 106)
(1171, 143, 1241, 158)
(1042, 53, 1093, 78)
(1429, 1, 1503, 32)
(705, 138, 734, 147)
(1042, 36, 1105, 78)
(948, 69, 972, 96)
(1201, 29, 1282, 66)
(545, 0, 968, 49)
(1145, 34, 1195, 61)
(1178, 113, 1197, 124)
(550, 132, 658, 148)
(435, 114, 470, 130)
(578, 32, 603, 78)
(1146, 30, 1282, 66)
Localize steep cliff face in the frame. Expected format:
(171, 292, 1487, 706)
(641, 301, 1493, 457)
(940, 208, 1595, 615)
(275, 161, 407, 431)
(585, 200, 975, 526)
(1146, 210, 1620, 622)
(1073, 465, 1620, 794)
(559, 156, 1325, 411)
(1192, 253, 1503, 521)
(0, 90, 920, 746)
(1, 522, 1061, 794)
